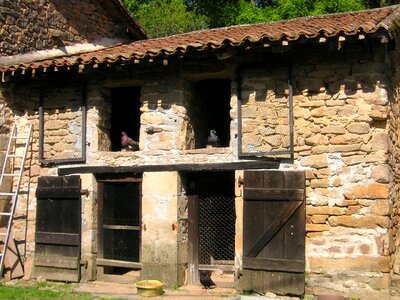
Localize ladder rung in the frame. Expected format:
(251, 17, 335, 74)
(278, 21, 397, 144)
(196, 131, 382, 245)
(11, 136, 29, 140)
(0, 192, 15, 196)
(6, 154, 24, 158)
(0, 233, 7, 236)
(2, 173, 20, 177)
(0, 212, 11, 216)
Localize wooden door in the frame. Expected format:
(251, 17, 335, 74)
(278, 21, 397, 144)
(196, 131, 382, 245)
(34, 176, 81, 282)
(240, 170, 305, 295)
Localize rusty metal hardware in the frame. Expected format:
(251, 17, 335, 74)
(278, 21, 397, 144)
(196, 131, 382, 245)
(237, 176, 244, 187)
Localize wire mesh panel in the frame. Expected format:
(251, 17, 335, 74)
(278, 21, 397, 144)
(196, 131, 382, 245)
(199, 195, 235, 265)
(102, 182, 141, 262)
(239, 65, 293, 157)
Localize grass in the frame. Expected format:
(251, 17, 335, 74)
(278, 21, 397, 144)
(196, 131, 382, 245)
(0, 281, 108, 300)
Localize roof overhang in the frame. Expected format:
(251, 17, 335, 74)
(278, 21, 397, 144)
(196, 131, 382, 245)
(0, 5, 398, 78)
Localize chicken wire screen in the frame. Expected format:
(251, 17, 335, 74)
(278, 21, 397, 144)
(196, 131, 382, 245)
(199, 195, 235, 264)
(238, 65, 293, 158)
(102, 182, 141, 262)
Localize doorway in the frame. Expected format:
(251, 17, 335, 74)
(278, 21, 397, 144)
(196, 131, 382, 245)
(186, 171, 235, 286)
(97, 175, 142, 281)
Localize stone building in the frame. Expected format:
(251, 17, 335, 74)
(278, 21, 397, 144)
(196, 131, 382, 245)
(1, 3, 400, 299)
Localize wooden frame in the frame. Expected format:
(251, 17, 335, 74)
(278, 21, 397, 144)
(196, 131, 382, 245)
(97, 175, 143, 275)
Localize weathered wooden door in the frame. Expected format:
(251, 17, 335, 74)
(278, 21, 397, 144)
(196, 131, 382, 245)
(34, 176, 81, 282)
(240, 170, 305, 295)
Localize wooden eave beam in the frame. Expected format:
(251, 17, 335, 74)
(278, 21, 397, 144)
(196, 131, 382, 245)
(58, 160, 280, 175)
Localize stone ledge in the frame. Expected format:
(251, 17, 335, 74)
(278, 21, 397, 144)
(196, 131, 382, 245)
(308, 256, 390, 273)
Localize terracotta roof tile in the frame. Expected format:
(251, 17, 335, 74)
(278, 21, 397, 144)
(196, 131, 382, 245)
(1, 5, 399, 72)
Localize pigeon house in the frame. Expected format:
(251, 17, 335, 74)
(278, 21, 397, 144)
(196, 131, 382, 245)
(1, 2, 400, 298)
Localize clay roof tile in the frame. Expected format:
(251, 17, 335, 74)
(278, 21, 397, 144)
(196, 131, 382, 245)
(1, 5, 399, 72)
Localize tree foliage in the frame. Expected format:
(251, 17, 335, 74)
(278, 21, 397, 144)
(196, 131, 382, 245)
(123, 0, 396, 38)
(124, 0, 208, 38)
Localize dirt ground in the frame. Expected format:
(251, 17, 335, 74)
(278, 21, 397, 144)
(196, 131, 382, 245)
(76, 280, 238, 299)
(2, 272, 302, 299)
(75, 272, 301, 300)
(76, 272, 239, 299)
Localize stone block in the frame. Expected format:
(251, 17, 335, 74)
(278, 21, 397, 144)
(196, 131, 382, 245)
(369, 132, 389, 152)
(306, 223, 329, 232)
(325, 99, 346, 107)
(310, 215, 329, 224)
(140, 262, 180, 287)
(301, 154, 328, 168)
(371, 165, 390, 183)
(307, 256, 390, 273)
(141, 240, 177, 264)
(298, 100, 326, 107)
(307, 205, 345, 216)
(344, 183, 388, 200)
(342, 155, 365, 165)
(310, 179, 330, 188)
(311, 106, 338, 118)
(346, 122, 370, 134)
(369, 104, 388, 120)
(305, 134, 329, 146)
(141, 113, 165, 125)
(321, 125, 346, 135)
(337, 105, 358, 117)
(328, 215, 389, 229)
(370, 200, 391, 216)
(329, 133, 363, 145)
(312, 144, 361, 154)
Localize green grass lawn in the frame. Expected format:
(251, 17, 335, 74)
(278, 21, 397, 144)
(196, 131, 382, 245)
(0, 282, 100, 300)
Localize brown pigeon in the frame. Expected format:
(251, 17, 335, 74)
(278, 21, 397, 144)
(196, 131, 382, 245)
(121, 131, 139, 151)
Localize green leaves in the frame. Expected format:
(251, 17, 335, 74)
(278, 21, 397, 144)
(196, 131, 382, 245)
(124, 0, 208, 38)
(123, 0, 382, 38)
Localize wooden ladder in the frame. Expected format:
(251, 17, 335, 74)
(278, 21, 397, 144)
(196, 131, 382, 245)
(0, 124, 33, 276)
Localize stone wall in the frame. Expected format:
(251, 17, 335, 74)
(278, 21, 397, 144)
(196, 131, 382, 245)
(389, 32, 400, 296)
(291, 43, 392, 298)
(240, 65, 291, 154)
(0, 0, 132, 56)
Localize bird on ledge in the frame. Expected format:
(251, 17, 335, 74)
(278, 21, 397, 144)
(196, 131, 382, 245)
(121, 131, 139, 151)
(207, 129, 220, 147)
(199, 270, 216, 289)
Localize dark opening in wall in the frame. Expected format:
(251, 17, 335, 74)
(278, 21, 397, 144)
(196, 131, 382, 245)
(190, 79, 231, 149)
(110, 86, 141, 151)
(97, 174, 143, 278)
(186, 171, 235, 266)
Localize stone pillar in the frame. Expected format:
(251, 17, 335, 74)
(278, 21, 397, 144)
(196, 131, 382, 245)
(141, 171, 180, 287)
(80, 173, 97, 282)
(234, 170, 244, 275)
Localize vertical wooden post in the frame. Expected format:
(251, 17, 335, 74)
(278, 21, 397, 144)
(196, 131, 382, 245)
(188, 195, 199, 284)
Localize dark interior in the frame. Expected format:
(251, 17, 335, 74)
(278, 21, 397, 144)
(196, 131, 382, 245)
(190, 79, 231, 148)
(187, 171, 235, 265)
(110, 86, 141, 151)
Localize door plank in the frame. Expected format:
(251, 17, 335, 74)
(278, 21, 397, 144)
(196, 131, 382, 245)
(35, 232, 79, 246)
(245, 200, 302, 257)
(244, 188, 304, 200)
(34, 255, 79, 269)
(243, 257, 304, 272)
